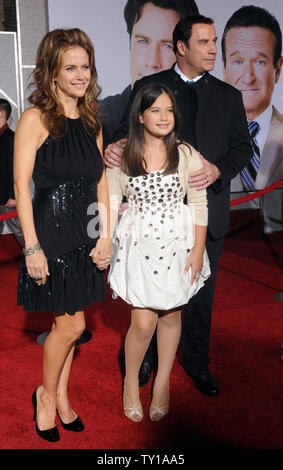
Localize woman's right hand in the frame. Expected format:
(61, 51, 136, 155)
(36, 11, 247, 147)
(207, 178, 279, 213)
(25, 249, 50, 285)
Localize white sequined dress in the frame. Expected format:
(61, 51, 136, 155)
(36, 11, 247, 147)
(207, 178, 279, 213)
(107, 145, 210, 310)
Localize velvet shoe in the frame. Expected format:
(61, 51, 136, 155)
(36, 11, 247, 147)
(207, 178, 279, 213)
(32, 388, 60, 442)
(57, 410, 84, 432)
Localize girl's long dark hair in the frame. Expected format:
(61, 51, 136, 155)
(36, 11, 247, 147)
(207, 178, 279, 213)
(121, 83, 180, 176)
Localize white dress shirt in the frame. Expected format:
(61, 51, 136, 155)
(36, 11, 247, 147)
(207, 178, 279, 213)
(250, 105, 272, 161)
(249, 105, 273, 191)
(174, 63, 204, 84)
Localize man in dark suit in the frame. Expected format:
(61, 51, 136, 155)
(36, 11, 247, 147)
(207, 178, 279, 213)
(104, 15, 252, 396)
(0, 99, 24, 246)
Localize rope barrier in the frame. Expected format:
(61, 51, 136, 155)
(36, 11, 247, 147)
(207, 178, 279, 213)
(0, 209, 18, 222)
(0, 180, 282, 221)
(230, 179, 283, 206)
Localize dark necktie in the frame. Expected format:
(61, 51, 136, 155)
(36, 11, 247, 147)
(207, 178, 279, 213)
(241, 121, 260, 191)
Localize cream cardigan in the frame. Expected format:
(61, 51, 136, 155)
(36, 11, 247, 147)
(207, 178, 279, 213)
(106, 143, 208, 227)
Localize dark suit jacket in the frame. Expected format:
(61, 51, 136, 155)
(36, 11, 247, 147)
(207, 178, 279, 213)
(112, 66, 252, 240)
(100, 85, 131, 144)
(0, 125, 15, 205)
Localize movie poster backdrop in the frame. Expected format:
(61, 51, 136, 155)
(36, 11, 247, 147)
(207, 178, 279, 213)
(48, 0, 283, 232)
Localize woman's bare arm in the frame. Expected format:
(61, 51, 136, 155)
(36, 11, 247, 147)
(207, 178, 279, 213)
(14, 108, 49, 284)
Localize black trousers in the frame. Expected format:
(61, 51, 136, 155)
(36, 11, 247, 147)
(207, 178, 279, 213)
(180, 233, 225, 376)
(142, 233, 225, 376)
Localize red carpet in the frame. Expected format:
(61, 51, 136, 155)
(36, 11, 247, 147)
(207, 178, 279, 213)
(0, 220, 282, 450)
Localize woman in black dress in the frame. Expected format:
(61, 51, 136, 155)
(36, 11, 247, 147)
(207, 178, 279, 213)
(14, 28, 112, 442)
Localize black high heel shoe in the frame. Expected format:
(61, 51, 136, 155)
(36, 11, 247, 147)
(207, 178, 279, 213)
(32, 388, 60, 442)
(57, 410, 84, 432)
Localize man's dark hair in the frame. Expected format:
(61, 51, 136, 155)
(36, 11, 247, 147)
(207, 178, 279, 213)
(221, 5, 282, 67)
(173, 15, 214, 54)
(124, 0, 199, 37)
(0, 99, 12, 121)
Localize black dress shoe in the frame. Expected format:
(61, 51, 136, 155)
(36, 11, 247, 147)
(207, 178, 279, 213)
(192, 372, 220, 397)
(32, 389, 60, 442)
(138, 360, 153, 387)
(57, 411, 84, 432)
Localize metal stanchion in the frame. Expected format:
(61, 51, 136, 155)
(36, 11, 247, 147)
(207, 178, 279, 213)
(37, 329, 92, 346)
(36, 331, 50, 345)
(76, 329, 93, 345)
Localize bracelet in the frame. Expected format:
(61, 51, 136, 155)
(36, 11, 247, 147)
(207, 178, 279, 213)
(23, 242, 42, 256)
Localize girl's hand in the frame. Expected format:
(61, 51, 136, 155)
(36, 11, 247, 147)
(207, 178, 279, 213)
(90, 238, 113, 270)
(184, 251, 203, 285)
(25, 249, 50, 286)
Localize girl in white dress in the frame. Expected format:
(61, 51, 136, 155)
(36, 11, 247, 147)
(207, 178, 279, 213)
(106, 83, 210, 422)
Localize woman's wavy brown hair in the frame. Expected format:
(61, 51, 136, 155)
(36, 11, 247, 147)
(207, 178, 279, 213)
(29, 28, 101, 139)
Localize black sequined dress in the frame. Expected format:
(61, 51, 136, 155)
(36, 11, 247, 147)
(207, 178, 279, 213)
(17, 117, 105, 315)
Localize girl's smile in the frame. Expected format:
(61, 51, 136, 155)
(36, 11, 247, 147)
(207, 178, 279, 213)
(139, 92, 175, 138)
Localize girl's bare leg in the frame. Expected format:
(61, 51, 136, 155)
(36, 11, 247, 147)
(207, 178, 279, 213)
(150, 309, 181, 420)
(123, 307, 158, 421)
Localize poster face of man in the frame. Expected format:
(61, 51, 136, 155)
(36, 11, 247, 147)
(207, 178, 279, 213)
(222, 6, 283, 234)
(223, 26, 282, 120)
(129, 3, 180, 85)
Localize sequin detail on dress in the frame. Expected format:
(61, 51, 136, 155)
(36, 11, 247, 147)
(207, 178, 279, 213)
(108, 170, 210, 310)
(17, 118, 105, 315)
(33, 176, 98, 258)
